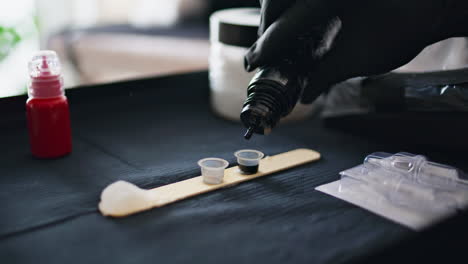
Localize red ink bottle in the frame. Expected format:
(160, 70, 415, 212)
(26, 50, 72, 158)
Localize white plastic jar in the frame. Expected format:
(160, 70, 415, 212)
(209, 8, 318, 122)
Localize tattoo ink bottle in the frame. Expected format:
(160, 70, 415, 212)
(210, 8, 318, 126)
(240, 65, 303, 140)
(26, 50, 72, 158)
(240, 18, 343, 140)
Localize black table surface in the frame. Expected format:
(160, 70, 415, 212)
(0, 72, 467, 264)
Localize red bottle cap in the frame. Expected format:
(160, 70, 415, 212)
(28, 50, 64, 98)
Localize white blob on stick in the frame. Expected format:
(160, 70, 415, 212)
(99, 181, 154, 217)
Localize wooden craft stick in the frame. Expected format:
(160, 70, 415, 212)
(99, 148, 320, 217)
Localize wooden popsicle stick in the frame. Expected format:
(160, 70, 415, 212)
(99, 148, 320, 217)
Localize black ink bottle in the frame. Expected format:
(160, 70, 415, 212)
(240, 65, 302, 140)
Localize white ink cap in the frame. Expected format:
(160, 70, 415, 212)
(198, 158, 229, 185)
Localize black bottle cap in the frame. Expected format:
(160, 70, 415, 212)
(212, 8, 260, 48)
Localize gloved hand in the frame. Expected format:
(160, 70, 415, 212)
(244, 0, 468, 104)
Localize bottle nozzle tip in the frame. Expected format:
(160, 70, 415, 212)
(244, 127, 254, 140)
(41, 56, 49, 69)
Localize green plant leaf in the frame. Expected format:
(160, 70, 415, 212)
(0, 26, 22, 62)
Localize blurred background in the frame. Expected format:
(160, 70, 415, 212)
(2, 0, 467, 99)
(0, 0, 258, 98)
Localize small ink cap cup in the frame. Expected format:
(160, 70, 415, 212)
(234, 149, 264, 173)
(198, 158, 229, 185)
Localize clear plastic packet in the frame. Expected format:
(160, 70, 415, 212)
(339, 152, 468, 214)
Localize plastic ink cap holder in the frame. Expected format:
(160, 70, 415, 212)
(234, 149, 264, 174)
(198, 158, 229, 185)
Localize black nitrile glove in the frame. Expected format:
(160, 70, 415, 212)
(244, 0, 468, 104)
